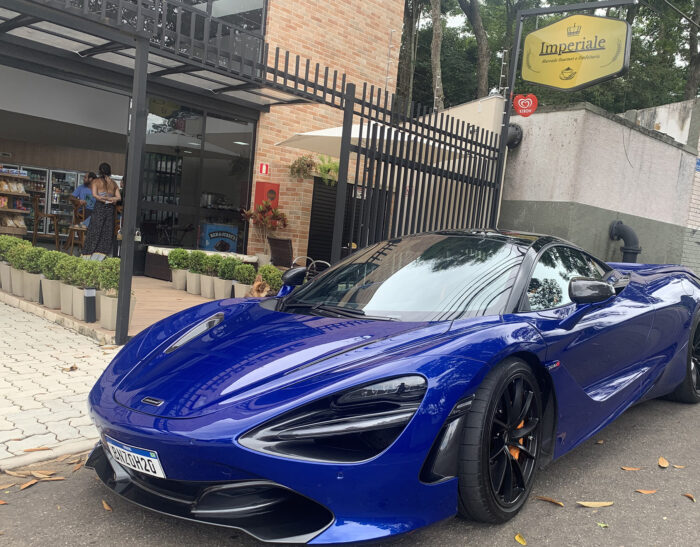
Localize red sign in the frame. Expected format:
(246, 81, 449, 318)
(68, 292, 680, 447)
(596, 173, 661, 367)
(259, 162, 270, 175)
(254, 181, 280, 209)
(513, 94, 538, 117)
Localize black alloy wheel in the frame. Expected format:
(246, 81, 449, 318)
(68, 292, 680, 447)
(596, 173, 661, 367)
(668, 323, 700, 404)
(458, 359, 543, 523)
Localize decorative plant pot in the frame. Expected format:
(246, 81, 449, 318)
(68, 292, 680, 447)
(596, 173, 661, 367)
(186, 271, 201, 295)
(23, 271, 41, 302)
(256, 253, 271, 267)
(171, 269, 187, 290)
(200, 275, 215, 299)
(0, 261, 11, 292)
(41, 278, 61, 309)
(213, 278, 233, 300)
(72, 286, 86, 321)
(10, 267, 24, 297)
(233, 283, 252, 298)
(60, 282, 73, 315)
(100, 294, 135, 331)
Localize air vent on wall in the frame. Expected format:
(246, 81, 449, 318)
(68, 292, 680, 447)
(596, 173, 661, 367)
(0, 152, 12, 160)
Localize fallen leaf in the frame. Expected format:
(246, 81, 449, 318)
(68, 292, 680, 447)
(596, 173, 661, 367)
(597, 522, 609, 528)
(673, 465, 686, 469)
(515, 533, 527, 545)
(683, 493, 696, 503)
(535, 496, 564, 507)
(101, 346, 118, 350)
(102, 499, 112, 511)
(19, 479, 38, 490)
(23, 447, 50, 453)
(33, 470, 56, 476)
(0, 500, 6, 505)
(621, 466, 642, 471)
(31, 471, 51, 479)
(0, 484, 15, 490)
(577, 501, 614, 508)
(659, 457, 669, 468)
(636, 489, 657, 495)
(54, 455, 71, 463)
(61, 365, 78, 372)
(66, 457, 80, 464)
(73, 461, 84, 473)
(4, 470, 29, 478)
(40, 477, 65, 482)
(596, 440, 605, 444)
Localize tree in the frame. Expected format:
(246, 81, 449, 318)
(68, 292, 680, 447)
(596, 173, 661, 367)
(397, 0, 428, 114)
(684, 1, 700, 99)
(430, 0, 446, 109)
(457, 0, 490, 97)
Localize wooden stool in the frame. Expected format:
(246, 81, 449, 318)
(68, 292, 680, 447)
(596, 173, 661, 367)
(31, 194, 60, 250)
(63, 202, 87, 255)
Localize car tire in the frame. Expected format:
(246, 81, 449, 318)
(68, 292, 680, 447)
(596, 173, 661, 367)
(667, 323, 700, 404)
(457, 358, 542, 523)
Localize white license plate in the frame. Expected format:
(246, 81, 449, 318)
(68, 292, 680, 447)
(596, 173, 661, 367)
(105, 436, 166, 479)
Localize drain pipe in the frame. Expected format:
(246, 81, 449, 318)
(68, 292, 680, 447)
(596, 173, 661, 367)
(609, 220, 642, 263)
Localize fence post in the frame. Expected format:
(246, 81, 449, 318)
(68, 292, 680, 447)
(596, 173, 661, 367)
(330, 82, 356, 264)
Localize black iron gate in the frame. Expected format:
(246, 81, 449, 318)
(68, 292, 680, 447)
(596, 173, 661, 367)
(330, 83, 502, 262)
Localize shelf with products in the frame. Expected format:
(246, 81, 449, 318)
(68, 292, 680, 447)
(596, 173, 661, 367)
(0, 208, 29, 214)
(0, 191, 30, 198)
(0, 226, 27, 236)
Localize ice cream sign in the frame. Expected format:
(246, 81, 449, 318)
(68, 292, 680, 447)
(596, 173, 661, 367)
(522, 14, 631, 91)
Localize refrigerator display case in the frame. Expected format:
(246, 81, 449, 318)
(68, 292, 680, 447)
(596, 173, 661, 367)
(21, 166, 49, 235)
(48, 170, 78, 237)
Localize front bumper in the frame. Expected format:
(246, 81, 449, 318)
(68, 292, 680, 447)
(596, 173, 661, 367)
(87, 443, 334, 543)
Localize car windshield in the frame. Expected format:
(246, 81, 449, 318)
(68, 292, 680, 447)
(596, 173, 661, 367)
(282, 234, 526, 322)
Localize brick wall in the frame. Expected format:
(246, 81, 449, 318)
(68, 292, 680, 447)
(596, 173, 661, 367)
(248, 0, 404, 259)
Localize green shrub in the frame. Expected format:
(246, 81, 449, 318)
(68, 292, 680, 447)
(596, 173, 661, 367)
(55, 255, 82, 286)
(6, 243, 30, 270)
(24, 246, 46, 274)
(99, 258, 120, 295)
(168, 248, 190, 270)
(217, 257, 242, 280)
(0, 235, 29, 262)
(234, 263, 256, 285)
(188, 250, 207, 274)
(39, 250, 64, 280)
(76, 259, 101, 289)
(202, 254, 223, 277)
(258, 264, 283, 292)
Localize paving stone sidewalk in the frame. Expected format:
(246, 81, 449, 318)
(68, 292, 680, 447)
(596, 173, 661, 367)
(0, 301, 120, 465)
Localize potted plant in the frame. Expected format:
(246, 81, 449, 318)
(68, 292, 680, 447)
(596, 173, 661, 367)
(0, 235, 26, 293)
(168, 248, 190, 290)
(39, 250, 64, 309)
(215, 257, 241, 299)
(186, 250, 206, 295)
(257, 264, 284, 296)
(289, 154, 317, 179)
(6, 241, 30, 297)
(56, 255, 81, 316)
(72, 259, 101, 321)
(200, 254, 222, 299)
(99, 258, 134, 331)
(233, 263, 256, 298)
(22, 246, 46, 303)
(242, 200, 289, 265)
(317, 155, 339, 186)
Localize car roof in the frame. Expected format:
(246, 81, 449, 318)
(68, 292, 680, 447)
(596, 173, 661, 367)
(428, 229, 571, 251)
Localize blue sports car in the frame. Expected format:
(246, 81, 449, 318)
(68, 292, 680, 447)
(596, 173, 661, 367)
(87, 230, 700, 543)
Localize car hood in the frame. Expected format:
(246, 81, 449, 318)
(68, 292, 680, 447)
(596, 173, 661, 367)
(113, 300, 448, 419)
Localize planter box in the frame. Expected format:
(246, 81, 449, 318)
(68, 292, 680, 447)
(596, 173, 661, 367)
(186, 271, 201, 295)
(233, 282, 252, 298)
(41, 278, 61, 309)
(72, 286, 86, 321)
(100, 294, 135, 331)
(200, 274, 215, 299)
(256, 253, 272, 266)
(214, 278, 233, 300)
(171, 269, 187, 290)
(95, 289, 103, 322)
(60, 282, 73, 315)
(10, 267, 23, 297)
(0, 262, 10, 292)
(23, 271, 41, 302)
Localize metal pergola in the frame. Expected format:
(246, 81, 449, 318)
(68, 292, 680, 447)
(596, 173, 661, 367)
(0, 0, 335, 343)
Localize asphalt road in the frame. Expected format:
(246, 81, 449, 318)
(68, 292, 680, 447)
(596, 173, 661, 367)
(2, 397, 699, 546)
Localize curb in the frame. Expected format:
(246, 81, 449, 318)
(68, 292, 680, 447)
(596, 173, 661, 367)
(0, 438, 98, 470)
(0, 290, 115, 345)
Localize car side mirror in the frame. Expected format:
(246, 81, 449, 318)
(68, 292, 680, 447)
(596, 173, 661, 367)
(281, 267, 307, 287)
(568, 277, 615, 305)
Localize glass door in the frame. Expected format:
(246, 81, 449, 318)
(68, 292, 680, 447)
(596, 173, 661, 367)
(48, 170, 78, 237)
(21, 166, 49, 234)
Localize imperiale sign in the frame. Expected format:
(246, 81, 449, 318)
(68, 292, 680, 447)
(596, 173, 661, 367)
(522, 14, 631, 91)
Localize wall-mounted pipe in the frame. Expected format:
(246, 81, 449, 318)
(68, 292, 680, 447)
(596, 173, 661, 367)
(609, 220, 642, 263)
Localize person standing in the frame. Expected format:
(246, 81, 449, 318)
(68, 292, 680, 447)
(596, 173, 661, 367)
(69, 171, 96, 227)
(83, 163, 121, 259)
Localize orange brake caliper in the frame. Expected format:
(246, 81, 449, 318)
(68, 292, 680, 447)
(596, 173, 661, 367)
(508, 420, 525, 459)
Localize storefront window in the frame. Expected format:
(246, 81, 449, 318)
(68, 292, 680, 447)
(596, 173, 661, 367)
(208, 0, 265, 33)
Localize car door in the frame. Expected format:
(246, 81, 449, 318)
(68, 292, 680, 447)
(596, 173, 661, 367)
(517, 245, 655, 453)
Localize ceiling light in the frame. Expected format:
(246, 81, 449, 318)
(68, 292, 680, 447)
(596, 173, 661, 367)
(233, 141, 249, 145)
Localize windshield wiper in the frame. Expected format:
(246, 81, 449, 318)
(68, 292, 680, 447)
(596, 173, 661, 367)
(282, 301, 396, 321)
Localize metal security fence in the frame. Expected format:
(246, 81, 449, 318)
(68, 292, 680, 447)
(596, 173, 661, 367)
(330, 83, 502, 262)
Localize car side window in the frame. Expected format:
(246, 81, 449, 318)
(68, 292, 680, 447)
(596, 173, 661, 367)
(526, 246, 596, 311)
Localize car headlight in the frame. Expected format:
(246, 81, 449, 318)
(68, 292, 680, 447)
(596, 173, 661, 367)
(164, 313, 224, 354)
(239, 375, 427, 463)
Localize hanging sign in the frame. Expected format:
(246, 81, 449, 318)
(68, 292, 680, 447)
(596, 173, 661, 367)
(513, 94, 538, 117)
(521, 14, 631, 92)
(259, 162, 270, 175)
